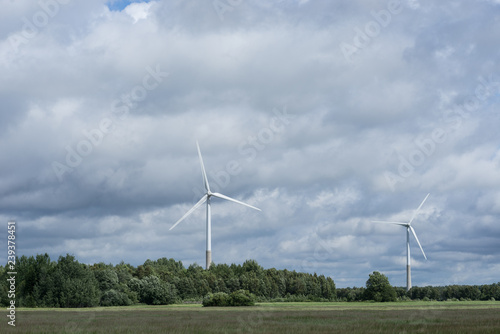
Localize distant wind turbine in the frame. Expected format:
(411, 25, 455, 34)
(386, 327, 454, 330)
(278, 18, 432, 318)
(170, 142, 261, 270)
(371, 193, 430, 291)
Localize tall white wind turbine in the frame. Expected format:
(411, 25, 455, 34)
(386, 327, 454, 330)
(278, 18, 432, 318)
(372, 193, 430, 291)
(170, 142, 261, 270)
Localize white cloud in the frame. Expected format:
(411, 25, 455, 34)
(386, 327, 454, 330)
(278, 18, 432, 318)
(124, 2, 153, 23)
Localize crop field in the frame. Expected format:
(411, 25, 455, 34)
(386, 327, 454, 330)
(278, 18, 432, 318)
(5, 301, 500, 334)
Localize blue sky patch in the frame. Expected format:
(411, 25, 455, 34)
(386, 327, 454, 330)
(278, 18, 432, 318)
(107, 0, 150, 11)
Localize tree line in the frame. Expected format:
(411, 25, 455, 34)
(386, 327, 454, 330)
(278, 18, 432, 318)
(0, 254, 335, 307)
(1, 254, 498, 307)
(337, 271, 500, 302)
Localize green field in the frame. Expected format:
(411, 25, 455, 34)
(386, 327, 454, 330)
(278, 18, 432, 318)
(5, 301, 500, 333)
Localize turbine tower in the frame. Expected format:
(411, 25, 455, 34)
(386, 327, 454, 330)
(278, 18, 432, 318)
(372, 193, 430, 291)
(170, 142, 261, 270)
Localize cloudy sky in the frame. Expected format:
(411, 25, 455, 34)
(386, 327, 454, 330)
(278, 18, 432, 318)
(1, 0, 499, 288)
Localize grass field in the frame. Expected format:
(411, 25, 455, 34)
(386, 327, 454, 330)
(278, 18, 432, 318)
(5, 301, 500, 333)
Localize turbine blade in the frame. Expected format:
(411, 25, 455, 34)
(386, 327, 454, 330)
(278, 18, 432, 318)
(196, 141, 211, 193)
(410, 226, 427, 260)
(211, 192, 261, 211)
(169, 194, 208, 230)
(371, 221, 407, 226)
(409, 193, 430, 224)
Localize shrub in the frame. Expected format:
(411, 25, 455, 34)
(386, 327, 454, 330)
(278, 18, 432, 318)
(230, 290, 255, 306)
(202, 290, 255, 307)
(398, 295, 411, 302)
(202, 292, 230, 307)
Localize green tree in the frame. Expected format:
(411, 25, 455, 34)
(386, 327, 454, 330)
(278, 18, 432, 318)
(364, 271, 396, 302)
(100, 289, 132, 306)
(16, 254, 53, 307)
(319, 275, 336, 300)
(115, 262, 134, 284)
(0, 265, 9, 307)
(52, 255, 100, 307)
(443, 285, 460, 300)
(242, 260, 263, 274)
(226, 276, 241, 292)
(93, 268, 119, 291)
(131, 276, 176, 305)
(176, 277, 198, 299)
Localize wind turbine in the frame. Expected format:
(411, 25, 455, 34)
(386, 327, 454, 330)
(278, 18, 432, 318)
(371, 193, 430, 291)
(170, 142, 261, 270)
